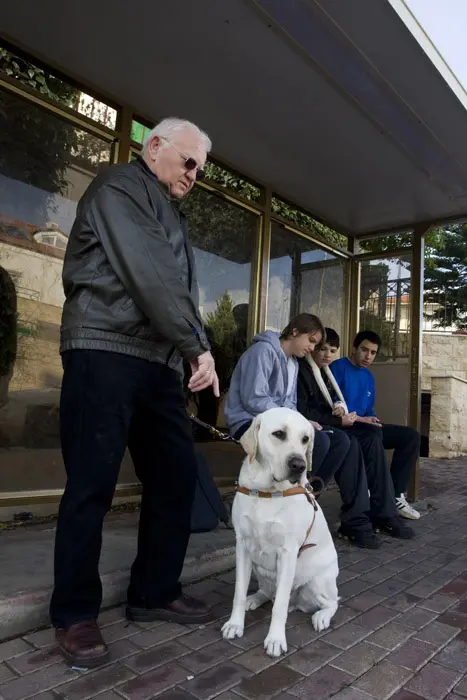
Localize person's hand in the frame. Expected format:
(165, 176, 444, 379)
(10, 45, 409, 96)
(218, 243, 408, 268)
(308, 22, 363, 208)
(188, 351, 220, 397)
(310, 421, 322, 431)
(332, 404, 345, 417)
(341, 411, 357, 427)
(356, 416, 382, 426)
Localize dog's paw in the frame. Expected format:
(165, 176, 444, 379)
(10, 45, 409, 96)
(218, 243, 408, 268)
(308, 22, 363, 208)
(264, 632, 287, 657)
(245, 591, 269, 611)
(222, 620, 244, 640)
(312, 608, 333, 632)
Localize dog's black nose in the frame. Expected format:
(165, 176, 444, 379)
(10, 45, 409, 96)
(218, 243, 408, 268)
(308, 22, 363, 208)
(287, 456, 306, 474)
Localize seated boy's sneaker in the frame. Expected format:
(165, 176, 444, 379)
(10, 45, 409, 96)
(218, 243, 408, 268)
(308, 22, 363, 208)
(338, 525, 382, 549)
(395, 494, 420, 520)
(373, 517, 415, 539)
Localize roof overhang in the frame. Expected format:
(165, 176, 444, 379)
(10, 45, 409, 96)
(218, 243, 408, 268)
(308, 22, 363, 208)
(3, 0, 467, 236)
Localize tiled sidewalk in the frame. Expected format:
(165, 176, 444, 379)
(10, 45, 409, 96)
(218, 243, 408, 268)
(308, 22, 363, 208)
(2, 459, 467, 700)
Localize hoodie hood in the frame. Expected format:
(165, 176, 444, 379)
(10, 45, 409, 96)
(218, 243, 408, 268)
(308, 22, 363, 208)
(252, 330, 284, 356)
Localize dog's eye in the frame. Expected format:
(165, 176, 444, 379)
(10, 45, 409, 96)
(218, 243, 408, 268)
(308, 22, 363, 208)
(302, 435, 310, 444)
(272, 430, 286, 441)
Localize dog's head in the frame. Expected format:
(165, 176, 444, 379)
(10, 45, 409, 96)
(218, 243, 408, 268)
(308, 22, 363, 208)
(240, 408, 314, 486)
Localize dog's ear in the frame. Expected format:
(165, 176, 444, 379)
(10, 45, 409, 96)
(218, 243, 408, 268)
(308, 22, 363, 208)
(306, 425, 315, 473)
(240, 416, 261, 463)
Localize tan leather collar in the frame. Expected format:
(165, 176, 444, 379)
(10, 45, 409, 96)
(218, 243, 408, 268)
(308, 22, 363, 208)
(236, 483, 318, 510)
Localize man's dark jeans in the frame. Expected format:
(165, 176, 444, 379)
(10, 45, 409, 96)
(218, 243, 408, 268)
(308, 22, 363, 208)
(50, 350, 198, 629)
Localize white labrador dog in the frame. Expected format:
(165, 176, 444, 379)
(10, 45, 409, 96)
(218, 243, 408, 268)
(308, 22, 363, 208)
(222, 407, 339, 657)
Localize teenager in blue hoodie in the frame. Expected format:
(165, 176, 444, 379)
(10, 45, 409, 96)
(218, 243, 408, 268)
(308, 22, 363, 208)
(225, 313, 382, 548)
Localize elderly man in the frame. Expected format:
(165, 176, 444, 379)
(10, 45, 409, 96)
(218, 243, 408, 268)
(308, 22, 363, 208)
(50, 118, 219, 667)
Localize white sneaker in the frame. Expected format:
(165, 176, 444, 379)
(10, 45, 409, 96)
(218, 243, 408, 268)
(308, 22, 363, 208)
(396, 494, 420, 520)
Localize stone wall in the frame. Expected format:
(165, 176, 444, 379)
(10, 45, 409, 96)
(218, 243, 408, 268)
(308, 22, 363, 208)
(429, 374, 467, 459)
(422, 333, 467, 391)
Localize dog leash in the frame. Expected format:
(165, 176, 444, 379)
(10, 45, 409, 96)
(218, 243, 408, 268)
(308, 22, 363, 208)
(188, 413, 240, 443)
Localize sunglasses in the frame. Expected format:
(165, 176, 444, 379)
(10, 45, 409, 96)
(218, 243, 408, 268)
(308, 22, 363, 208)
(162, 138, 205, 181)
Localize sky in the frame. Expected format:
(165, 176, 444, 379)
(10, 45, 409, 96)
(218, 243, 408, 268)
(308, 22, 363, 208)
(404, 0, 467, 90)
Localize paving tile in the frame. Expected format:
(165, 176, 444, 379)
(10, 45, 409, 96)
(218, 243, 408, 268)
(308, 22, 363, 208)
(353, 661, 413, 700)
(419, 594, 457, 614)
(97, 606, 125, 627)
(284, 622, 321, 649)
(118, 663, 188, 700)
(401, 608, 438, 630)
(453, 599, 467, 614)
(383, 593, 422, 613)
(415, 621, 459, 647)
(153, 691, 199, 700)
(329, 689, 379, 700)
(0, 663, 78, 700)
(386, 638, 438, 670)
(23, 628, 56, 650)
(347, 559, 380, 574)
(440, 578, 467, 597)
(372, 579, 411, 598)
(0, 638, 33, 662)
(338, 569, 361, 584)
(438, 612, 467, 630)
(233, 643, 296, 673)
(288, 666, 354, 699)
(181, 661, 249, 700)
(124, 639, 190, 673)
(7, 645, 62, 675)
(404, 661, 463, 700)
(129, 622, 189, 648)
(101, 621, 141, 643)
(330, 641, 387, 677)
(360, 566, 397, 584)
(453, 676, 467, 698)
(52, 663, 134, 700)
(178, 641, 242, 674)
(180, 623, 225, 650)
(0, 662, 17, 682)
(432, 637, 467, 671)
(324, 622, 372, 650)
(353, 606, 399, 630)
(390, 690, 433, 700)
(367, 622, 415, 650)
(283, 640, 342, 675)
(235, 663, 305, 700)
(339, 579, 372, 600)
(227, 621, 272, 651)
(346, 592, 387, 613)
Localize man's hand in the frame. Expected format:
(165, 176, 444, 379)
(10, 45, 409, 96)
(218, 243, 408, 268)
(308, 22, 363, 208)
(341, 411, 357, 428)
(188, 351, 220, 397)
(332, 404, 345, 417)
(356, 416, 382, 426)
(310, 421, 322, 431)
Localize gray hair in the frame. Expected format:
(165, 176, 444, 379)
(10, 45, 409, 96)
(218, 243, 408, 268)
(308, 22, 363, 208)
(142, 117, 212, 155)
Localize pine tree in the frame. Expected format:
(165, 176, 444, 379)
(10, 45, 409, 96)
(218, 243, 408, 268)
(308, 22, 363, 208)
(424, 224, 467, 330)
(205, 290, 237, 347)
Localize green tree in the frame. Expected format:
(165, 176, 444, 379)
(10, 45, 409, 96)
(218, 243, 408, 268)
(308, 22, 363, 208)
(205, 290, 237, 346)
(424, 224, 467, 330)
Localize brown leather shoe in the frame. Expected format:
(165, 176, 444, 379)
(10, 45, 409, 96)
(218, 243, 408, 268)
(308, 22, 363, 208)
(126, 594, 212, 624)
(55, 620, 109, 668)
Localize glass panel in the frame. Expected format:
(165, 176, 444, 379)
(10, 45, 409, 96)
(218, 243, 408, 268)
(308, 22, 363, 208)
(131, 119, 152, 145)
(359, 254, 412, 360)
(181, 186, 258, 436)
(271, 197, 347, 249)
(0, 89, 112, 493)
(0, 45, 117, 129)
(267, 222, 346, 338)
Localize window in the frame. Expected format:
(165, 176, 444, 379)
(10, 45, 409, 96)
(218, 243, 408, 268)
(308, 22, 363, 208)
(267, 222, 346, 337)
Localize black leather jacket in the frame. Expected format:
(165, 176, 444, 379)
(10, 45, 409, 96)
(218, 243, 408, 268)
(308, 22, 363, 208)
(60, 156, 209, 374)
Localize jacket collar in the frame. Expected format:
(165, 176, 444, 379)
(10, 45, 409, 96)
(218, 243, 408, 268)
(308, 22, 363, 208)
(133, 155, 184, 211)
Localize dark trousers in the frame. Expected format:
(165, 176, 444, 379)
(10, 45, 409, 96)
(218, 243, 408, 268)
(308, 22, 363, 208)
(382, 424, 420, 496)
(345, 425, 398, 521)
(312, 430, 371, 533)
(50, 350, 198, 629)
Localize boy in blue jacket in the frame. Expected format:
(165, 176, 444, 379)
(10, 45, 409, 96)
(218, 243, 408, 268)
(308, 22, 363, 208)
(332, 330, 420, 520)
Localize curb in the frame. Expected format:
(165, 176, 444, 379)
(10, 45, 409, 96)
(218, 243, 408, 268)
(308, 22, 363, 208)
(0, 544, 236, 642)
